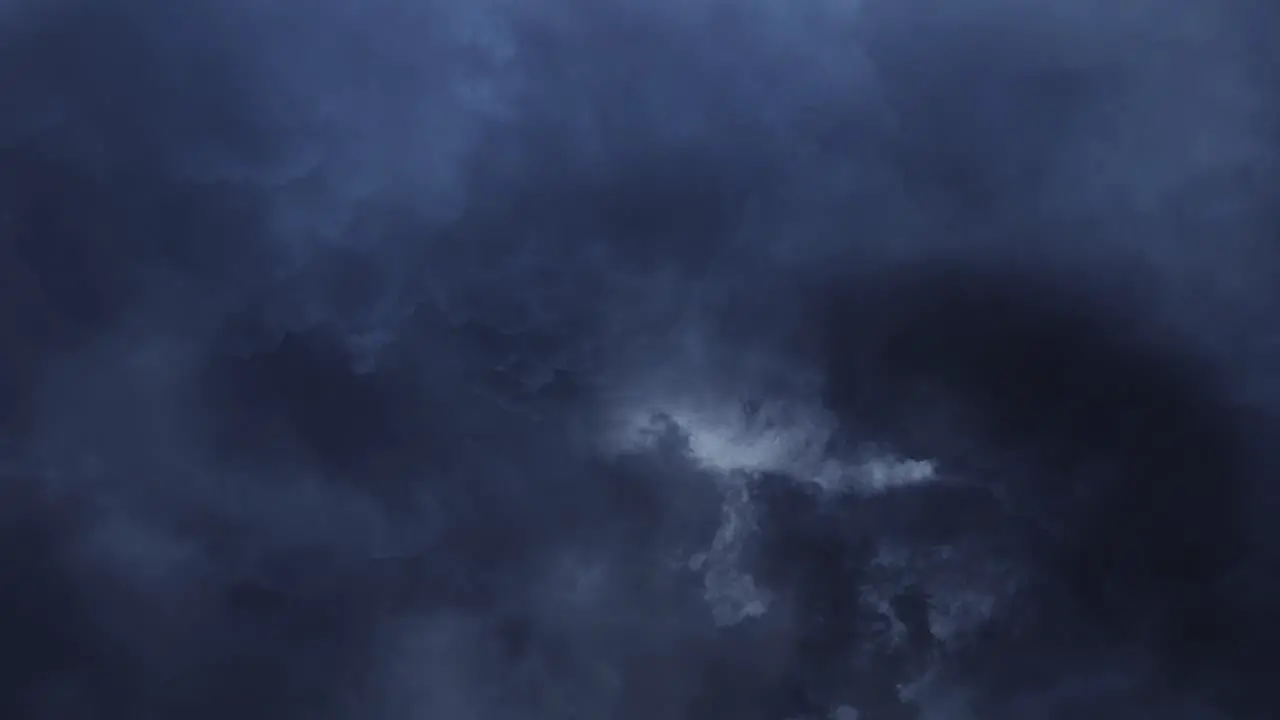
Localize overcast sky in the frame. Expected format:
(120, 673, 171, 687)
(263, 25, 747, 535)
(0, 1, 1277, 718)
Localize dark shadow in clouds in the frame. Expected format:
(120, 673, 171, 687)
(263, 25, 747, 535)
(816, 257, 1254, 715)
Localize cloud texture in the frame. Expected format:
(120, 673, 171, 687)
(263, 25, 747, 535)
(0, 0, 1278, 718)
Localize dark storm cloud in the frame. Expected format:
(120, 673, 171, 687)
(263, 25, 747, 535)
(0, 0, 1277, 718)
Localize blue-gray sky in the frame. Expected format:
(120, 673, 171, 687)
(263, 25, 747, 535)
(0, 0, 1277, 718)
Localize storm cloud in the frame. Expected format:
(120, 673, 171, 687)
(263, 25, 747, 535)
(0, 0, 1277, 718)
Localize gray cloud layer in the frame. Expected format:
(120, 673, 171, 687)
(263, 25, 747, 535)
(1, 0, 1277, 718)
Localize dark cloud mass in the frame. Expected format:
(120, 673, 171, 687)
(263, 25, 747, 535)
(1, 0, 1278, 717)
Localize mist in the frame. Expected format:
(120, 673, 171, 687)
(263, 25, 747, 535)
(1, 0, 1277, 718)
